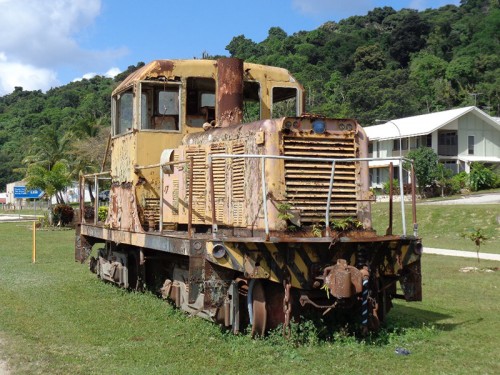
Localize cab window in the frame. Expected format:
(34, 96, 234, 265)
(116, 91, 133, 135)
(243, 81, 260, 123)
(186, 77, 216, 127)
(142, 84, 180, 131)
(271, 87, 298, 118)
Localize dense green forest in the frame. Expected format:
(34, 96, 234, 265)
(0, 0, 498, 190)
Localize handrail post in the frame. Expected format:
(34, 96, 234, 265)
(79, 173, 84, 223)
(159, 165, 163, 233)
(94, 175, 98, 225)
(386, 163, 394, 235)
(411, 162, 418, 237)
(398, 157, 406, 236)
(325, 161, 336, 237)
(188, 157, 194, 238)
(261, 157, 270, 241)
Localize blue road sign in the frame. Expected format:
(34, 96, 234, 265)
(13, 186, 44, 199)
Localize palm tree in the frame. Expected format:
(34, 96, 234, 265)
(25, 161, 71, 205)
(23, 124, 72, 170)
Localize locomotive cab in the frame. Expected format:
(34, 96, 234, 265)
(107, 59, 304, 232)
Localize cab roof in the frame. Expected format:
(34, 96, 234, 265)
(113, 59, 300, 95)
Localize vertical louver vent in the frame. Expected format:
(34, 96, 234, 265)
(210, 143, 228, 223)
(283, 135, 358, 223)
(185, 146, 207, 223)
(231, 143, 246, 227)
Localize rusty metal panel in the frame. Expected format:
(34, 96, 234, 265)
(400, 260, 422, 301)
(111, 133, 136, 183)
(75, 224, 93, 263)
(188, 240, 206, 304)
(106, 184, 144, 232)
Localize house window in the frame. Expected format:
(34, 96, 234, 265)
(393, 138, 408, 151)
(410, 137, 420, 149)
(468, 136, 475, 155)
(443, 161, 458, 174)
(426, 134, 432, 147)
(438, 131, 458, 156)
(368, 142, 373, 154)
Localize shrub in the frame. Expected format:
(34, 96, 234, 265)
(98, 206, 109, 222)
(84, 206, 94, 220)
(383, 179, 399, 194)
(469, 163, 497, 191)
(450, 172, 469, 193)
(52, 204, 74, 226)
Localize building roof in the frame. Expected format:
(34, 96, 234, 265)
(458, 156, 500, 163)
(364, 106, 500, 141)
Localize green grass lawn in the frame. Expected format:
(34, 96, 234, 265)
(371, 202, 500, 253)
(0, 222, 499, 374)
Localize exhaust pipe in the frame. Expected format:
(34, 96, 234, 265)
(216, 58, 244, 127)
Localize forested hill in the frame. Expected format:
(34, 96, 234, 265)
(0, 0, 499, 190)
(225, 0, 499, 122)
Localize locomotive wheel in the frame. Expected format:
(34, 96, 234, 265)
(251, 280, 267, 338)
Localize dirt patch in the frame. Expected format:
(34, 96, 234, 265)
(0, 337, 9, 375)
(459, 266, 499, 273)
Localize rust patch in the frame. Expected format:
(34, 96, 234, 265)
(113, 60, 176, 94)
(323, 259, 363, 298)
(106, 184, 144, 232)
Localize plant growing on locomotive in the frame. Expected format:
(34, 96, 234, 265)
(77, 58, 422, 337)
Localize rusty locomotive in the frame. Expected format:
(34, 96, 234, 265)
(76, 58, 422, 336)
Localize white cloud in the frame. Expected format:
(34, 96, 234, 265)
(0, 54, 58, 95)
(0, 0, 126, 94)
(105, 67, 121, 78)
(408, 0, 461, 10)
(72, 67, 121, 83)
(292, 0, 374, 17)
(0, 0, 103, 66)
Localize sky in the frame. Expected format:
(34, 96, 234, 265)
(0, 0, 461, 96)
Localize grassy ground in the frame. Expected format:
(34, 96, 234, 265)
(0, 222, 499, 374)
(371, 202, 500, 253)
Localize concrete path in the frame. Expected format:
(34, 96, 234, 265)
(0, 214, 39, 222)
(422, 192, 500, 205)
(425, 247, 500, 261)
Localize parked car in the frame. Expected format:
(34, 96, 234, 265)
(98, 190, 110, 201)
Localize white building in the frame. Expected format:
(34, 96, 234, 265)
(364, 106, 500, 188)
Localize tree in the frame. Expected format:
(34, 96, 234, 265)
(405, 147, 439, 196)
(409, 52, 449, 112)
(25, 161, 71, 205)
(388, 11, 431, 67)
(353, 44, 386, 71)
(461, 228, 488, 263)
(24, 124, 72, 169)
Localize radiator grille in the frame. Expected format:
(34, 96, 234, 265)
(283, 135, 358, 223)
